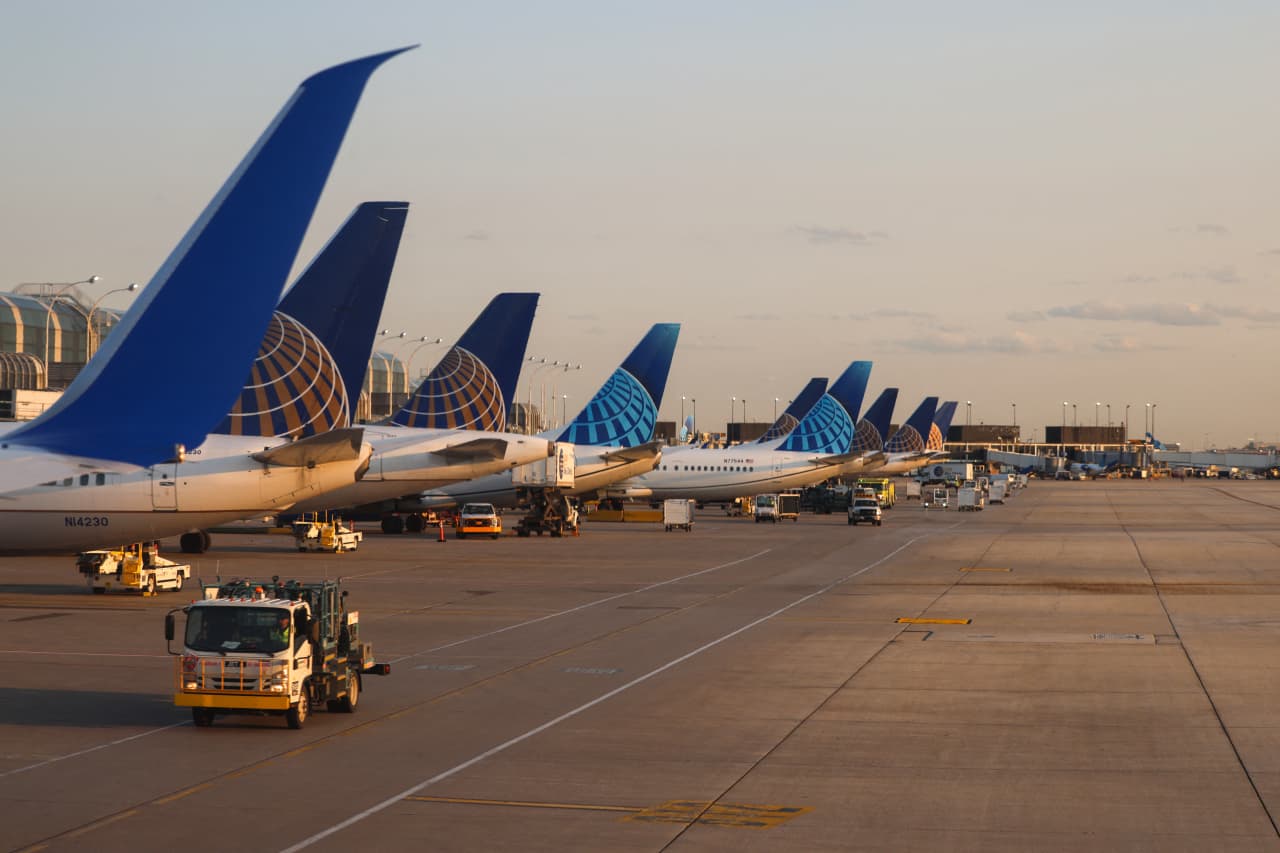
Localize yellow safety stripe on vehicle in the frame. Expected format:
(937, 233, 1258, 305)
(174, 693, 291, 710)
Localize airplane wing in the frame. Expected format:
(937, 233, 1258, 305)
(817, 450, 886, 468)
(597, 440, 664, 464)
(251, 428, 365, 467)
(429, 437, 509, 462)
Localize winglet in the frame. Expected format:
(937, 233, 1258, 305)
(391, 292, 539, 430)
(556, 323, 680, 447)
(756, 377, 826, 444)
(7, 47, 414, 466)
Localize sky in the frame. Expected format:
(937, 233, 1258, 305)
(2, 1, 1277, 448)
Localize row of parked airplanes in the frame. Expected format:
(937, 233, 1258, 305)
(0, 47, 958, 556)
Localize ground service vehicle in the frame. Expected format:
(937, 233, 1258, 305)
(958, 487, 984, 511)
(989, 479, 1009, 504)
(663, 499, 694, 531)
(777, 491, 801, 522)
(167, 578, 389, 728)
(754, 493, 781, 523)
(457, 503, 503, 539)
(904, 480, 922, 501)
(77, 542, 191, 595)
(848, 497, 883, 526)
(919, 462, 974, 486)
(292, 516, 362, 552)
(857, 478, 896, 509)
(924, 488, 948, 509)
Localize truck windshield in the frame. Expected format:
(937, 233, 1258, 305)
(185, 606, 290, 654)
(461, 504, 494, 515)
(757, 496, 776, 507)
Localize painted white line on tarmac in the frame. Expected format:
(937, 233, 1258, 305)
(0, 722, 188, 780)
(388, 548, 774, 664)
(280, 535, 927, 853)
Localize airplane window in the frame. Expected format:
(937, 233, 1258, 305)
(79, 474, 89, 486)
(95, 473, 106, 486)
(39, 481, 55, 487)
(62, 478, 72, 486)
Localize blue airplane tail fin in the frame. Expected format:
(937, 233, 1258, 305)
(928, 400, 959, 450)
(557, 323, 680, 447)
(214, 202, 409, 438)
(391, 292, 539, 430)
(851, 387, 898, 453)
(827, 360, 873, 422)
(777, 393, 855, 454)
(757, 377, 826, 443)
(8, 48, 413, 465)
(886, 396, 939, 453)
(1146, 432, 1165, 450)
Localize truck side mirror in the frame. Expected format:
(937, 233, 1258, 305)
(164, 613, 175, 642)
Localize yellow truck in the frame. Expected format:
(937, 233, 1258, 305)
(856, 477, 896, 509)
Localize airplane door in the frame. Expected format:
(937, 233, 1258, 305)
(151, 464, 178, 510)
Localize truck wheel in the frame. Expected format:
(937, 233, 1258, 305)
(517, 528, 530, 538)
(286, 692, 309, 729)
(145, 575, 157, 595)
(339, 675, 360, 713)
(405, 514, 425, 533)
(192, 708, 215, 727)
(174, 573, 184, 592)
(381, 516, 404, 535)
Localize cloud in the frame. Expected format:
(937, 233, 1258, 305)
(1006, 310, 1046, 322)
(1093, 336, 1179, 353)
(1196, 224, 1229, 237)
(1262, 249, 1280, 257)
(1119, 274, 1161, 285)
(793, 226, 889, 246)
(1047, 301, 1219, 326)
(463, 230, 490, 241)
(1205, 304, 1280, 324)
(897, 330, 1059, 354)
(1203, 265, 1243, 284)
(735, 312, 782, 322)
(848, 308, 937, 323)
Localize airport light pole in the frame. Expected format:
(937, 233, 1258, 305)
(692, 398, 697, 438)
(403, 336, 443, 393)
(1151, 403, 1157, 443)
(549, 363, 580, 431)
(1011, 402, 1016, 428)
(1072, 403, 1077, 428)
(86, 282, 139, 360)
(681, 396, 686, 430)
(731, 397, 736, 438)
(1145, 402, 1151, 440)
(1125, 403, 1131, 440)
(774, 397, 779, 421)
(1106, 403, 1111, 428)
(36, 275, 100, 385)
(1095, 402, 1100, 427)
(743, 399, 747, 425)
(966, 400, 972, 426)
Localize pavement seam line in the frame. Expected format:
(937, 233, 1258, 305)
(277, 533, 933, 853)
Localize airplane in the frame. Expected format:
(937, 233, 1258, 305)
(286, 293, 556, 523)
(605, 360, 881, 503)
(403, 322, 681, 513)
(861, 396, 940, 476)
(755, 378, 828, 444)
(0, 49, 410, 554)
(927, 401, 959, 451)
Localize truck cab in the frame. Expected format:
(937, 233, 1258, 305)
(167, 578, 388, 729)
(754, 493, 780, 523)
(848, 497, 883, 526)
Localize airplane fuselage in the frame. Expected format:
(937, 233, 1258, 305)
(606, 445, 842, 502)
(0, 433, 372, 553)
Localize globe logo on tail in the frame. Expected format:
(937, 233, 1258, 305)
(558, 369, 655, 447)
(218, 313, 349, 438)
(392, 347, 505, 430)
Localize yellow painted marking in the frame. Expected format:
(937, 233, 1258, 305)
(402, 796, 810, 829)
(896, 617, 972, 625)
(626, 800, 812, 829)
(961, 567, 1011, 572)
(406, 795, 640, 813)
(152, 783, 211, 805)
(60, 810, 139, 840)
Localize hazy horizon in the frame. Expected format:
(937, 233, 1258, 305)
(2, 2, 1276, 448)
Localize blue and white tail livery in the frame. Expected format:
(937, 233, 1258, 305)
(3, 49, 412, 475)
(757, 378, 827, 444)
(851, 387, 898, 454)
(928, 401, 959, 451)
(391, 293, 538, 431)
(777, 361, 871, 454)
(214, 202, 409, 438)
(885, 397, 940, 454)
(555, 323, 679, 448)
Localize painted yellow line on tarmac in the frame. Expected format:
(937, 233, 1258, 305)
(896, 617, 972, 625)
(405, 795, 640, 813)
(625, 800, 812, 829)
(961, 566, 1011, 572)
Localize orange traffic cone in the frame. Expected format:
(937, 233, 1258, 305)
(437, 521, 446, 543)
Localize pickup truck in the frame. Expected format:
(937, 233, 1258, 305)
(847, 497, 883, 526)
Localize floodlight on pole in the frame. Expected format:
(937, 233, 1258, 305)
(36, 275, 101, 386)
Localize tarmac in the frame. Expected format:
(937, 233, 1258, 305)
(3, 479, 1280, 852)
